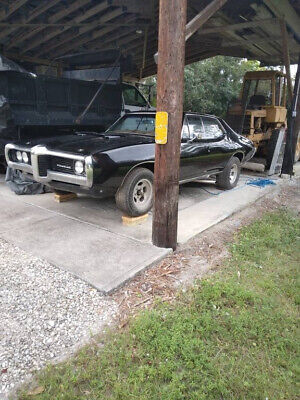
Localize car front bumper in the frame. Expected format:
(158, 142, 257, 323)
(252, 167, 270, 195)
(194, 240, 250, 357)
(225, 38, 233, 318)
(5, 144, 94, 188)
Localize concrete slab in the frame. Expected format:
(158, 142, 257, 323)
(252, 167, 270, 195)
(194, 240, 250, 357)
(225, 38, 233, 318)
(0, 169, 292, 293)
(177, 180, 274, 243)
(0, 175, 170, 293)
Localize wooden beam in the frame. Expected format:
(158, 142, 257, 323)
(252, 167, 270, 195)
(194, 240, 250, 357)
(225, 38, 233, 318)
(0, 21, 149, 28)
(21, 1, 111, 54)
(140, 26, 149, 79)
(6, 0, 91, 50)
(0, 0, 61, 42)
(264, 0, 300, 38)
(185, 0, 228, 40)
(37, 8, 124, 57)
(2, 51, 65, 68)
(196, 18, 278, 36)
(110, 0, 153, 16)
(0, 0, 28, 21)
(280, 19, 293, 102)
(282, 54, 300, 174)
(152, 0, 187, 250)
(22, 0, 108, 53)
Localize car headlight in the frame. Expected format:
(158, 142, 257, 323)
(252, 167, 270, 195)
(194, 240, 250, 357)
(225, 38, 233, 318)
(16, 151, 22, 162)
(74, 160, 84, 175)
(22, 152, 29, 163)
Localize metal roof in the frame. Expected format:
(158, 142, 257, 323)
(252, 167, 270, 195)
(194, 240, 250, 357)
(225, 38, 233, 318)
(0, 0, 299, 77)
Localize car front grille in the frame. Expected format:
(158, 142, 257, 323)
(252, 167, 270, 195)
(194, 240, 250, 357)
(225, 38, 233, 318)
(37, 155, 50, 176)
(50, 156, 74, 175)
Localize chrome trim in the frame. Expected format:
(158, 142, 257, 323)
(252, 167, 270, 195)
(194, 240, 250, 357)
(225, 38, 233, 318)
(5, 143, 33, 174)
(5, 143, 93, 188)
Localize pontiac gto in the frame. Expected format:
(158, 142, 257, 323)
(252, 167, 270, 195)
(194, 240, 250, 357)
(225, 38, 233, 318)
(5, 112, 255, 216)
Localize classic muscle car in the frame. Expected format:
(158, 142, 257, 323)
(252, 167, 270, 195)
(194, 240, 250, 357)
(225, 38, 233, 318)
(5, 112, 255, 216)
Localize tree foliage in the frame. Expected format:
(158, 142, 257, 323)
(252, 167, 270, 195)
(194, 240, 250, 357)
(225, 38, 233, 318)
(144, 56, 261, 117)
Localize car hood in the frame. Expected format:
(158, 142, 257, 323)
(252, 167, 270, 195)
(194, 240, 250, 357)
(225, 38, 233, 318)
(16, 132, 155, 156)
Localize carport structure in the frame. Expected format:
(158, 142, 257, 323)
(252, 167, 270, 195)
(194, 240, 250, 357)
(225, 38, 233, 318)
(0, 0, 299, 249)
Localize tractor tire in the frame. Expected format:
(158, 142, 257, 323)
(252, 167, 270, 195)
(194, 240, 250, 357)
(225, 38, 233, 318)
(115, 167, 154, 217)
(265, 129, 280, 170)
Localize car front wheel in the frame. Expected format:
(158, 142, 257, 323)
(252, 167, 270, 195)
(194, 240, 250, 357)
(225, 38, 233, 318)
(115, 167, 154, 217)
(216, 156, 241, 190)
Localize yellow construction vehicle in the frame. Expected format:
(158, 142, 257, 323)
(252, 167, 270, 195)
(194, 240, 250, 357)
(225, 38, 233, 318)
(227, 70, 300, 167)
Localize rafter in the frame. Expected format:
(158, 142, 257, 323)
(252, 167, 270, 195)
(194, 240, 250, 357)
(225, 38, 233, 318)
(46, 15, 137, 59)
(0, 0, 61, 41)
(0, 0, 28, 21)
(6, 0, 91, 50)
(20, 0, 111, 54)
(37, 8, 125, 57)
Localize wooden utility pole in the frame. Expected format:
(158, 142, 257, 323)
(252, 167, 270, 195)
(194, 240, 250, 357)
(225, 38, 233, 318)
(152, 0, 187, 250)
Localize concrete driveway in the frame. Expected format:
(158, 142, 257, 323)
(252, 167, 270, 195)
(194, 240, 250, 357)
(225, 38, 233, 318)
(0, 170, 286, 293)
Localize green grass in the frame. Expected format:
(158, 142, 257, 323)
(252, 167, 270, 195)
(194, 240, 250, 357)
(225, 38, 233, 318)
(18, 210, 300, 400)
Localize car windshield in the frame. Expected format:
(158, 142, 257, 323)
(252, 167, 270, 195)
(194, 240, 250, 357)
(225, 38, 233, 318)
(107, 114, 155, 135)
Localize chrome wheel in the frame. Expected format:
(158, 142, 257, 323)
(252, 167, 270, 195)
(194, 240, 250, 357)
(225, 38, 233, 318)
(229, 164, 238, 184)
(132, 178, 153, 212)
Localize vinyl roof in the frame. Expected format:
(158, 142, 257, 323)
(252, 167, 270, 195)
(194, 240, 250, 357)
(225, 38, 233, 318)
(0, 0, 299, 77)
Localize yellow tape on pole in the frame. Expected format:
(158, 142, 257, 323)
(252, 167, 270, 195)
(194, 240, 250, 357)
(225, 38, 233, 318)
(155, 111, 168, 144)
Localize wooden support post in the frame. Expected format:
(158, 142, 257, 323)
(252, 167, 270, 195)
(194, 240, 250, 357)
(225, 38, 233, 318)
(152, 0, 187, 250)
(282, 54, 300, 174)
(280, 19, 293, 103)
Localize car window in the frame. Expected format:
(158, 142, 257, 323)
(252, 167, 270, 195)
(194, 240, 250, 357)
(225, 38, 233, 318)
(187, 115, 205, 140)
(202, 117, 224, 140)
(123, 84, 148, 107)
(107, 114, 155, 134)
(181, 117, 190, 140)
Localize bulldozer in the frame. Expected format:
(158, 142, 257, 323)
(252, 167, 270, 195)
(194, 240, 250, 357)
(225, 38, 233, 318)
(227, 70, 300, 169)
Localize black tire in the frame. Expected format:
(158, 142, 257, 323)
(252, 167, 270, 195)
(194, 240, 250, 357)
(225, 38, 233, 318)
(265, 129, 280, 170)
(115, 167, 154, 217)
(216, 156, 241, 190)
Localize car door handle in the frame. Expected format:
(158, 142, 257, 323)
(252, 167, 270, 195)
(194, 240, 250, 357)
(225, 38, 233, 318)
(204, 146, 211, 153)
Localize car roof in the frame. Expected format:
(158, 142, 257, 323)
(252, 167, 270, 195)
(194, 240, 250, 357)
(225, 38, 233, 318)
(124, 111, 221, 119)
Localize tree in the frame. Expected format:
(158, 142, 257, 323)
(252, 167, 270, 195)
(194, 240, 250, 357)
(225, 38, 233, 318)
(183, 57, 260, 117)
(143, 56, 261, 117)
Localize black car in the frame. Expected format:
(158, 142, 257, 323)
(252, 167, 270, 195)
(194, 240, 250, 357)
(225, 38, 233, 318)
(5, 112, 255, 216)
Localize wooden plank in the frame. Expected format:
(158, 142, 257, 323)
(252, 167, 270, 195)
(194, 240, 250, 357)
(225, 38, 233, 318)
(152, 0, 187, 250)
(38, 8, 124, 57)
(0, 21, 148, 28)
(6, 0, 91, 50)
(185, 0, 228, 40)
(264, 0, 300, 38)
(0, 0, 28, 21)
(21, 0, 110, 54)
(122, 214, 148, 226)
(54, 191, 77, 203)
(0, 0, 61, 42)
(196, 18, 277, 36)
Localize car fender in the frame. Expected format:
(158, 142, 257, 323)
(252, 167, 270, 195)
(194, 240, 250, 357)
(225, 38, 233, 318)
(118, 161, 155, 189)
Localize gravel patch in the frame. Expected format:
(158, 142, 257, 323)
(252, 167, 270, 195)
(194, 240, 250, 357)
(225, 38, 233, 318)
(0, 239, 117, 398)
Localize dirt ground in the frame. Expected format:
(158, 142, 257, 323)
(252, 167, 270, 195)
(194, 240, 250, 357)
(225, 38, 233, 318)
(111, 178, 300, 328)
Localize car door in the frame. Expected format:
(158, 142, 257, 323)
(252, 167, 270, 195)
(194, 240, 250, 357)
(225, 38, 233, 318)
(201, 116, 231, 171)
(179, 115, 210, 181)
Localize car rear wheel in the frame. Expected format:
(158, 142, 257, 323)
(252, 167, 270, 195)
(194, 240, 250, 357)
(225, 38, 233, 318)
(115, 167, 154, 217)
(216, 156, 241, 189)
